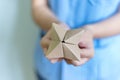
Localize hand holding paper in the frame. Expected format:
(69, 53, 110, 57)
(41, 23, 94, 66)
(46, 23, 85, 61)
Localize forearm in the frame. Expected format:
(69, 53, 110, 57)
(87, 12, 120, 38)
(32, 0, 61, 31)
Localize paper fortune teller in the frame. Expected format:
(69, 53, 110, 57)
(45, 23, 85, 61)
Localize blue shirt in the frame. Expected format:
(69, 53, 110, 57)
(35, 0, 120, 80)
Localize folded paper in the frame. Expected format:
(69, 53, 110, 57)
(45, 23, 85, 61)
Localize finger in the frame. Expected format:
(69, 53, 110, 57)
(78, 42, 87, 49)
(79, 41, 93, 49)
(40, 38, 51, 49)
(50, 58, 60, 63)
(44, 28, 52, 39)
(71, 58, 89, 66)
(40, 28, 52, 48)
(50, 58, 63, 63)
(65, 59, 72, 64)
(43, 48, 47, 55)
(80, 49, 94, 58)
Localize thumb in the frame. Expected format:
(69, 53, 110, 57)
(40, 38, 51, 49)
(80, 49, 94, 58)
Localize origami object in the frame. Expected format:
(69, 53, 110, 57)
(45, 23, 85, 61)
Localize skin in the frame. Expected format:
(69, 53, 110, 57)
(32, 0, 120, 66)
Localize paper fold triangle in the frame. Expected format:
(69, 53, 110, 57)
(52, 23, 67, 41)
(64, 29, 84, 44)
(46, 42, 63, 58)
(63, 43, 81, 61)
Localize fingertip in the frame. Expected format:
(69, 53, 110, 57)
(65, 59, 72, 64)
(80, 49, 94, 58)
(51, 60, 57, 63)
(71, 58, 89, 66)
(43, 48, 47, 55)
(79, 42, 87, 46)
(71, 60, 81, 66)
(50, 58, 61, 64)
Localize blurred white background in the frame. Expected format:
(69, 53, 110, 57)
(0, 0, 39, 80)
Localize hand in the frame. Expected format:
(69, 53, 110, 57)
(65, 27, 94, 66)
(40, 23, 69, 63)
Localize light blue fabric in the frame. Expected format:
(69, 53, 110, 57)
(35, 0, 120, 80)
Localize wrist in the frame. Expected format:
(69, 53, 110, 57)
(83, 25, 96, 38)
